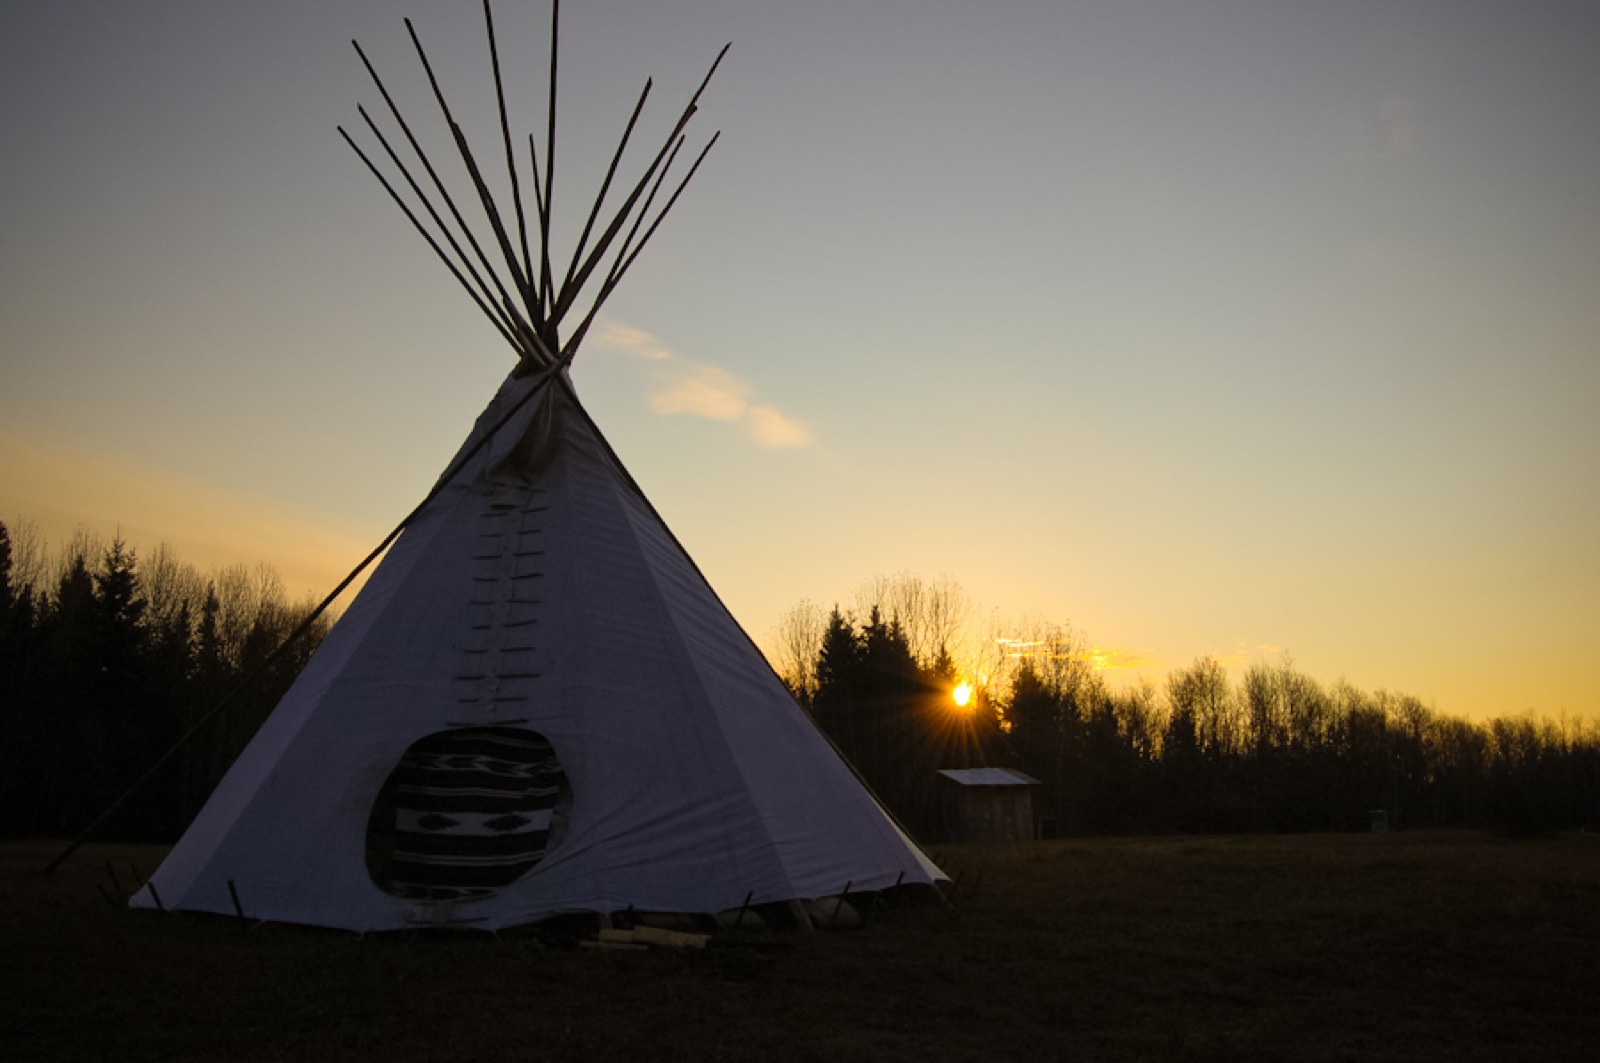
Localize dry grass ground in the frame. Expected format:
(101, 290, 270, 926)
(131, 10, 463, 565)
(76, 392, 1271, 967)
(3, 832, 1597, 1061)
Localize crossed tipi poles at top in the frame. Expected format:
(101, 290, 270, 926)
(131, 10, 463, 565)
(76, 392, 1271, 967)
(340, 0, 728, 372)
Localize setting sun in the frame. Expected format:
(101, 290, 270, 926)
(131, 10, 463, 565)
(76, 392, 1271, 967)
(951, 681, 973, 709)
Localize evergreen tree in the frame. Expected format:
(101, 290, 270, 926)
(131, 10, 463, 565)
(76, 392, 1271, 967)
(0, 526, 338, 841)
(806, 606, 947, 832)
(810, 607, 860, 758)
(0, 521, 12, 618)
(0, 522, 36, 833)
(1006, 659, 1058, 780)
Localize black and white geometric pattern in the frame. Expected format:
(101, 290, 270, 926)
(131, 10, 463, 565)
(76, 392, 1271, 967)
(386, 727, 565, 901)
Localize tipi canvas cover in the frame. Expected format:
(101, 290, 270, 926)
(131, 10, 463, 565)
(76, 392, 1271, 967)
(132, 371, 940, 930)
(129, 5, 941, 930)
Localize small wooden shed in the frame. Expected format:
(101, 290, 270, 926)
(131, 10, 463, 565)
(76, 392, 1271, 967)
(936, 768, 1040, 843)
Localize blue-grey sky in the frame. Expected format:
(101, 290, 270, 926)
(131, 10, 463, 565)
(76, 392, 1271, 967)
(4, 1, 1598, 719)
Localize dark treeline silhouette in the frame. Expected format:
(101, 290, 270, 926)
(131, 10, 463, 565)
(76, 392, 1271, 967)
(784, 579, 1600, 840)
(5, 523, 1594, 845)
(0, 520, 331, 842)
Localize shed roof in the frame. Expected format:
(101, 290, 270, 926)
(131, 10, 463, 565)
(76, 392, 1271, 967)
(936, 768, 1040, 788)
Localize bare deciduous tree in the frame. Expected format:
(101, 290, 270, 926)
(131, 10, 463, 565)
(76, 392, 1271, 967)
(139, 543, 208, 637)
(1168, 656, 1242, 756)
(3, 517, 47, 596)
(769, 598, 827, 702)
(853, 572, 972, 670)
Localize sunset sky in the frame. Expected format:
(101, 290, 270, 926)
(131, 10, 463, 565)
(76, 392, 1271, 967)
(3, 1, 1597, 721)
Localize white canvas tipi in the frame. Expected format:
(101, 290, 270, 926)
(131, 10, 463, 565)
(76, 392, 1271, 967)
(128, 6, 941, 931)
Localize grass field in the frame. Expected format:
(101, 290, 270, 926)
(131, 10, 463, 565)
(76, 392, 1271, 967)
(4, 832, 1597, 1061)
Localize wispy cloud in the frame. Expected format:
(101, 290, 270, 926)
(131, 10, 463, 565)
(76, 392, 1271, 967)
(649, 364, 749, 421)
(990, 635, 1161, 676)
(593, 320, 674, 360)
(745, 405, 812, 448)
(1209, 642, 1289, 670)
(593, 317, 812, 449)
(1086, 644, 1161, 673)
